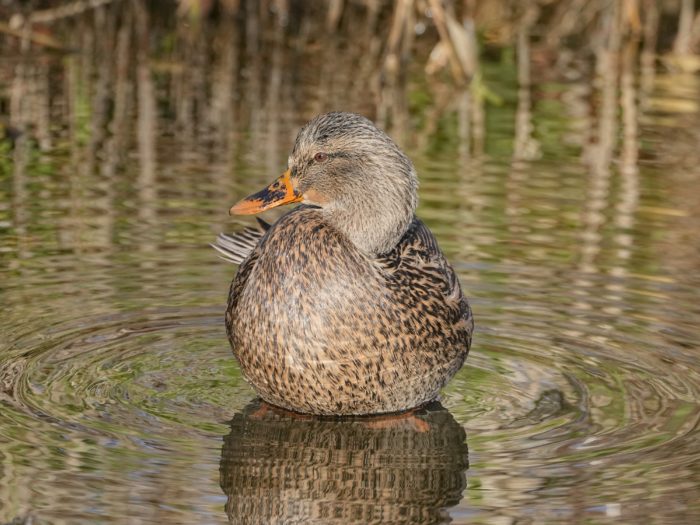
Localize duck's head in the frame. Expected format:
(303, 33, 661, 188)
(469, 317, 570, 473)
(230, 112, 418, 255)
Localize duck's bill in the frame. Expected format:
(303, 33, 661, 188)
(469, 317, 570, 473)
(229, 169, 303, 215)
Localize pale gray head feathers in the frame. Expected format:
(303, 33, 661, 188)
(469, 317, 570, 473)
(288, 112, 418, 255)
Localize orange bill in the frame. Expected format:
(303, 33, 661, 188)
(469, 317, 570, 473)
(229, 169, 303, 215)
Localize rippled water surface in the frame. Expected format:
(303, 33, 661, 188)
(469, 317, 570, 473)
(1, 3, 700, 524)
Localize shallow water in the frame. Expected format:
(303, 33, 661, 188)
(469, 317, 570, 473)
(1, 3, 700, 524)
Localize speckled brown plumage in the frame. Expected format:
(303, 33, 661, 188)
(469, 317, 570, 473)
(215, 112, 473, 415)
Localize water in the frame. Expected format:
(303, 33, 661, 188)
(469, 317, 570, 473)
(1, 3, 700, 524)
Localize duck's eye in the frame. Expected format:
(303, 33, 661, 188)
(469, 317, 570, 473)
(313, 152, 328, 163)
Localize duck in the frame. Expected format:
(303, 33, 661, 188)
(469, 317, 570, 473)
(213, 112, 473, 415)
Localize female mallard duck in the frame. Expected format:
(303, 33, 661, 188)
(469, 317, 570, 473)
(213, 112, 473, 415)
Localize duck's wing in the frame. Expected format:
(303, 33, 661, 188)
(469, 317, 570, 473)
(379, 218, 473, 336)
(211, 218, 271, 265)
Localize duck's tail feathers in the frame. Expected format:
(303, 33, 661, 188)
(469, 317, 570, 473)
(210, 218, 270, 265)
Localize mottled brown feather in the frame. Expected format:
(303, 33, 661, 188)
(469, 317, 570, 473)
(224, 205, 472, 415)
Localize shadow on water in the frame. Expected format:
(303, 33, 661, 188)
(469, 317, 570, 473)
(220, 401, 469, 525)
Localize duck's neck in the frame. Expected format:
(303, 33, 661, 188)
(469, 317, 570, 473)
(322, 189, 417, 256)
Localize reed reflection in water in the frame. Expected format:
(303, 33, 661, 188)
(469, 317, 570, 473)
(220, 401, 469, 525)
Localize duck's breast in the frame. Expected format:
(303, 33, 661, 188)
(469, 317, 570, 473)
(231, 208, 387, 367)
(227, 209, 471, 414)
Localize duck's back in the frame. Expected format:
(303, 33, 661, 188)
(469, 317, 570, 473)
(226, 207, 472, 415)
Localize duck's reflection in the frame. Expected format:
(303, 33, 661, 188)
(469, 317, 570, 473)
(219, 400, 468, 524)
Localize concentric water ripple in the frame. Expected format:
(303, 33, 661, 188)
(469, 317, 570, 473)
(1, 308, 251, 444)
(2, 217, 699, 523)
(1, 262, 697, 522)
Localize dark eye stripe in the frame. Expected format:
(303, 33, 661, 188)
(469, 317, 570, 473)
(307, 152, 350, 166)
